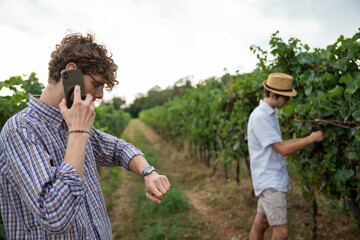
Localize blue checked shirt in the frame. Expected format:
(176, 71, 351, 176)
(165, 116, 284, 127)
(0, 96, 144, 239)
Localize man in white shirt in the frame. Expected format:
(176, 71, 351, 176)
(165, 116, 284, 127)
(247, 73, 324, 240)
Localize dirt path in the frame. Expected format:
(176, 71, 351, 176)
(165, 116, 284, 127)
(106, 121, 139, 238)
(125, 119, 246, 239)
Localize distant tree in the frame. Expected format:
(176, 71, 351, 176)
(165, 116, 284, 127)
(100, 96, 126, 110)
(125, 77, 194, 118)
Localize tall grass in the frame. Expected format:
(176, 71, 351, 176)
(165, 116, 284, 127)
(111, 129, 203, 239)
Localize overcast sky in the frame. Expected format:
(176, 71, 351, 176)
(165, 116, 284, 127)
(0, 0, 359, 104)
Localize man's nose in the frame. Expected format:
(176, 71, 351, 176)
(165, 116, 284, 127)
(95, 89, 104, 100)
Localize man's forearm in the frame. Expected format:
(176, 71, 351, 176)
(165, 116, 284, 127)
(283, 138, 302, 143)
(272, 135, 314, 156)
(63, 133, 89, 179)
(128, 154, 150, 176)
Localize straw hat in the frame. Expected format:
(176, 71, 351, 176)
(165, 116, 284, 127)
(262, 73, 297, 97)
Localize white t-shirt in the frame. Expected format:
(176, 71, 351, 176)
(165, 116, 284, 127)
(247, 100, 290, 196)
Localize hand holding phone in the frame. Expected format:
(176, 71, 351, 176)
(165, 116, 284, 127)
(61, 69, 87, 108)
(59, 85, 96, 132)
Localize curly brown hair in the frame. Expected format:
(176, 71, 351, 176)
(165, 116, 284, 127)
(48, 32, 118, 90)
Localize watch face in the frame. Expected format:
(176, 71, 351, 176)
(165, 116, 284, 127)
(142, 166, 155, 179)
(144, 166, 155, 174)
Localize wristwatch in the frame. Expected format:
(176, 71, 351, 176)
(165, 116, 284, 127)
(141, 166, 156, 180)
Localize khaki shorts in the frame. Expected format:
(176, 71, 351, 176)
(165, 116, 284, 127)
(257, 188, 287, 226)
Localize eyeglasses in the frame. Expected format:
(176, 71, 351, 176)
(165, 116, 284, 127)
(88, 74, 105, 93)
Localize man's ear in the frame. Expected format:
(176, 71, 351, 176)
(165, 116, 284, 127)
(269, 92, 277, 99)
(65, 62, 77, 70)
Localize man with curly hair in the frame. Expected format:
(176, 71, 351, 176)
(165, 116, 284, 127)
(0, 32, 170, 239)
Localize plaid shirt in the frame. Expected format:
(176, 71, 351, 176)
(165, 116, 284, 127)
(0, 96, 143, 239)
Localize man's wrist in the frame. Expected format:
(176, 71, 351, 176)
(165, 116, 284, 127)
(141, 166, 156, 180)
(68, 129, 90, 135)
(308, 134, 315, 144)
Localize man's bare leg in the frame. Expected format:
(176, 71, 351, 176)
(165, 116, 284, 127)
(249, 212, 269, 240)
(271, 224, 288, 240)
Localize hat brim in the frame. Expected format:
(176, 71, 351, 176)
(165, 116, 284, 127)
(262, 81, 297, 97)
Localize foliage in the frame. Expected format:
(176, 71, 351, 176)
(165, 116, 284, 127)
(253, 30, 360, 228)
(105, 96, 126, 110)
(0, 73, 44, 240)
(140, 30, 360, 229)
(126, 77, 193, 118)
(94, 100, 131, 137)
(0, 73, 44, 129)
(140, 71, 264, 181)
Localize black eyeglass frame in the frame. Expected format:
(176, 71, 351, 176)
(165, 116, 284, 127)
(88, 74, 105, 93)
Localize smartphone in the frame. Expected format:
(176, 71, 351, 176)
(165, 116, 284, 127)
(61, 69, 86, 108)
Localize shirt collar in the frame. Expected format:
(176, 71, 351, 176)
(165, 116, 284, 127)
(259, 99, 278, 115)
(29, 96, 65, 128)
